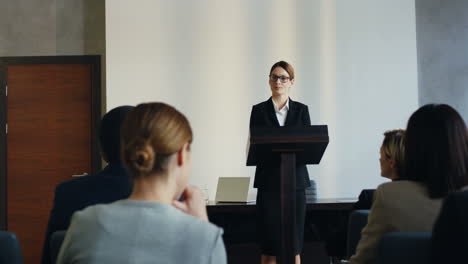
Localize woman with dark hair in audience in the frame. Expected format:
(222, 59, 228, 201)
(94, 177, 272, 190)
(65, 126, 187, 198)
(57, 102, 227, 264)
(430, 106, 468, 264)
(350, 104, 468, 264)
(354, 129, 406, 210)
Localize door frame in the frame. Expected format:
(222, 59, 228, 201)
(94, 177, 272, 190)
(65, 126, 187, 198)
(0, 55, 102, 230)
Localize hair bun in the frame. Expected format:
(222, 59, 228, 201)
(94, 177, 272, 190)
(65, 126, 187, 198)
(132, 145, 155, 173)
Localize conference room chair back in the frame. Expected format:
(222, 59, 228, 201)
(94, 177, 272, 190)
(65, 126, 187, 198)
(0, 231, 23, 264)
(346, 210, 370, 258)
(378, 232, 431, 264)
(50, 230, 67, 264)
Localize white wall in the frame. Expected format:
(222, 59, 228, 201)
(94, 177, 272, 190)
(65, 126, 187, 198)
(106, 0, 418, 199)
(416, 0, 468, 123)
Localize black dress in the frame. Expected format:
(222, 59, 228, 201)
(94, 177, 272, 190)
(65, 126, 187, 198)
(249, 97, 311, 256)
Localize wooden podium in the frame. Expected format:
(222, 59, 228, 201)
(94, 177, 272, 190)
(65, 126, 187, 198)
(247, 126, 329, 264)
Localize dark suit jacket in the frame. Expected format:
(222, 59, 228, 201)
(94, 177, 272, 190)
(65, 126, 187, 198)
(431, 189, 468, 264)
(41, 163, 132, 264)
(249, 97, 311, 191)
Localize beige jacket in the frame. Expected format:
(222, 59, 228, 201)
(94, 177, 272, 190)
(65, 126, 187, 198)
(349, 180, 443, 264)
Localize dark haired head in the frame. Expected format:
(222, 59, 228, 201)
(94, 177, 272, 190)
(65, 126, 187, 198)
(402, 104, 468, 198)
(100, 106, 134, 164)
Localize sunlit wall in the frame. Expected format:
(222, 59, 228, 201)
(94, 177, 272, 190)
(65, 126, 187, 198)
(106, 0, 418, 199)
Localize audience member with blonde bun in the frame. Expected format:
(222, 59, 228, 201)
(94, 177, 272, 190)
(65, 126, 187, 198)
(57, 102, 227, 264)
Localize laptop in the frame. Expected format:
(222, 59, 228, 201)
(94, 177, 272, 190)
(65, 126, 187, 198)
(215, 177, 254, 203)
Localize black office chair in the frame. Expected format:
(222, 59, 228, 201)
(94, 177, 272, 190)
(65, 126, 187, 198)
(50, 230, 67, 264)
(431, 190, 468, 264)
(346, 210, 370, 258)
(0, 231, 23, 264)
(378, 232, 431, 264)
(353, 189, 375, 210)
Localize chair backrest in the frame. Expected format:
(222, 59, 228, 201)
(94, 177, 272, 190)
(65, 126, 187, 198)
(346, 210, 369, 258)
(378, 232, 431, 264)
(50, 230, 67, 264)
(431, 189, 468, 264)
(353, 189, 375, 210)
(0, 231, 23, 264)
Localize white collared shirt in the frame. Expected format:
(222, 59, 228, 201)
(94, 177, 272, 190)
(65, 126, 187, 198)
(273, 99, 289, 126)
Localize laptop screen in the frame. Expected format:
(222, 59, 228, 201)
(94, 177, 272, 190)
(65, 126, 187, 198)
(215, 177, 251, 202)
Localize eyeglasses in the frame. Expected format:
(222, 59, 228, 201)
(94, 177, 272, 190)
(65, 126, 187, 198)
(269, 74, 291, 83)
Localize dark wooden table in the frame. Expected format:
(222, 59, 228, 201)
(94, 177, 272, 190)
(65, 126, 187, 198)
(207, 198, 357, 264)
(208, 198, 356, 211)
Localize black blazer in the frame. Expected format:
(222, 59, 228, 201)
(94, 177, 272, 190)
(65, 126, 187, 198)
(41, 164, 132, 264)
(249, 97, 311, 191)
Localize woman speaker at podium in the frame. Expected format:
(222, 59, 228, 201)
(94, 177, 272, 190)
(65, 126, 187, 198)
(249, 61, 311, 264)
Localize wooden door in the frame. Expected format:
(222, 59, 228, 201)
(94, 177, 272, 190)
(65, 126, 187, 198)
(0, 56, 101, 264)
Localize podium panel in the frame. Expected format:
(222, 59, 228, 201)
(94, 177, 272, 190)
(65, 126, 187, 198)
(247, 126, 329, 264)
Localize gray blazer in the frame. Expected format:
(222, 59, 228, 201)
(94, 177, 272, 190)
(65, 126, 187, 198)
(57, 200, 226, 264)
(350, 180, 443, 264)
